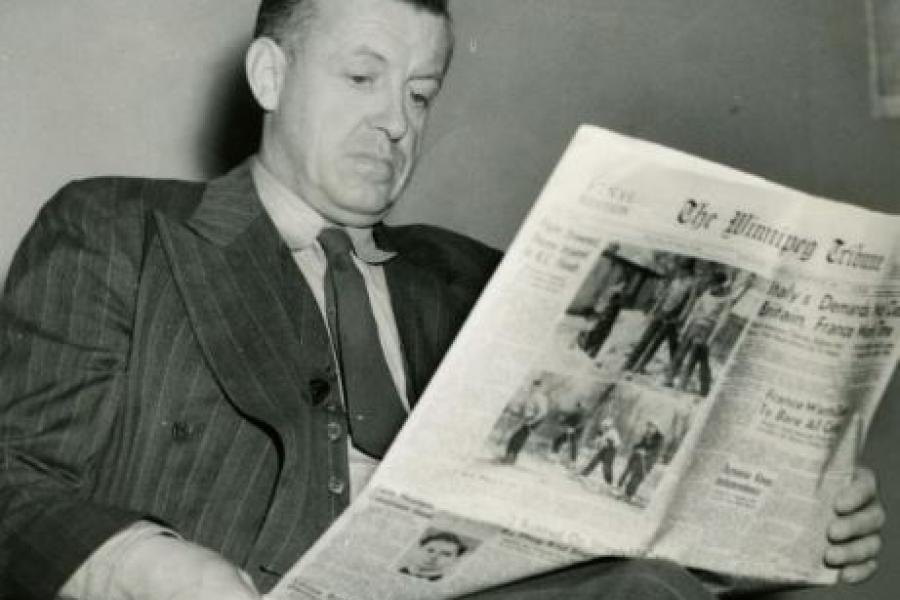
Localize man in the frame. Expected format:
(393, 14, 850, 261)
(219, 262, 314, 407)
(1, 2, 488, 599)
(0, 0, 885, 598)
(501, 379, 550, 465)
(617, 421, 665, 502)
(580, 417, 623, 486)
(398, 531, 468, 582)
(551, 401, 586, 467)
(625, 256, 697, 374)
(664, 270, 744, 395)
(577, 280, 626, 360)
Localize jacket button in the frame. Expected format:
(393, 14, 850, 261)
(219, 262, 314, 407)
(308, 378, 331, 405)
(326, 422, 342, 441)
(327, 476, 346, 495)
(171, 421, 204, 442)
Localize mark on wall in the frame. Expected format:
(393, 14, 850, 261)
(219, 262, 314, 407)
(867, 0, 900, 117)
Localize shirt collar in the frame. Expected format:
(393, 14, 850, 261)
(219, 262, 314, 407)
(251, 158, 396, 264)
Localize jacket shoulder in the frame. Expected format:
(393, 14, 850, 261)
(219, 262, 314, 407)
(380, 223, 502, 286)
(7, 177, 206, 288)
(42, 176, 205, 226)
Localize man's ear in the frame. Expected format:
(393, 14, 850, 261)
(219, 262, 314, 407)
(246, 37, 287, 112)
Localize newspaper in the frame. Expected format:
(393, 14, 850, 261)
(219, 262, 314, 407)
(267, 126, 900, 599)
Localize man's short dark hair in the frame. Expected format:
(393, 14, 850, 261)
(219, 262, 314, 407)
(419, 531, 467, 556)
(254, 0, 451, 47)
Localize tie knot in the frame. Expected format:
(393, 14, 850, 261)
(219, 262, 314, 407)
(318, 227, 355, 261)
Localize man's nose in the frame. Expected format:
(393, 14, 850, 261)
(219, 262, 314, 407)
(371, 87, 409, 142)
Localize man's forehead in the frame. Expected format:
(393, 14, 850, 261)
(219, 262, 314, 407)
(307, 0, 452, 72)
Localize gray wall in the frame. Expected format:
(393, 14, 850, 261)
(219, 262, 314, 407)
(1, 1, 897, 598)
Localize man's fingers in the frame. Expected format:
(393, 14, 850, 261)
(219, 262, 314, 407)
(834, 467, 877, 515)
(824, 468, 886, 587)
(828, 502, 886, 542)
(838, 560, 879, 585)
(825, 535, 882, 567)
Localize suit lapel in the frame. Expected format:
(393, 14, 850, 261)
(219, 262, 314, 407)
(154, 162, 332, 445)
(153, 163, 463, 433)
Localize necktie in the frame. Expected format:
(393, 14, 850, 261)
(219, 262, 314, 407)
(318, 227, 406, 458)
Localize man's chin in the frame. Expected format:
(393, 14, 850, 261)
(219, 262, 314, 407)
(330, 201, 395, 228)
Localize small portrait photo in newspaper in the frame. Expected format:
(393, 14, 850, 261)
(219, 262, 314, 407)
(395, 527, 482, 583)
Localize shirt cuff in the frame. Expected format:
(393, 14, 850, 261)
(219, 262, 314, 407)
(56, 520, 180, 600)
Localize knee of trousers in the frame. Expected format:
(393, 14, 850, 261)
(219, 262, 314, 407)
(599, 559, 714, 600)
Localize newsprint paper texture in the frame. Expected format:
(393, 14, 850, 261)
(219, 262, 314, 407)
(268, 126, 900, 600)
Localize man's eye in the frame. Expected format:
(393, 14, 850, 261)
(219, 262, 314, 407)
(410, 92, 431, 108)
(348, 73, 374, 86)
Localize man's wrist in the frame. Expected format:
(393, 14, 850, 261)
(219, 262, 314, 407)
(58, 520, 181, 599)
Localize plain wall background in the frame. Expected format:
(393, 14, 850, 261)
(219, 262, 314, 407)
(0, 1, 897, 598)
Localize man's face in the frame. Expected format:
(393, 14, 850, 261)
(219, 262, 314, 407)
(413, 539, 461, 573)
(261, 0, 452, 226)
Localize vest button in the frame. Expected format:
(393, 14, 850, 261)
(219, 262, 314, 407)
(326, 422, 343, 441)
(171, 421, 204, 442)
(327, 476, 346, 495)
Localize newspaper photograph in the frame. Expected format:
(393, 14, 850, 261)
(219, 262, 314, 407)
(267, 126, 900, 600)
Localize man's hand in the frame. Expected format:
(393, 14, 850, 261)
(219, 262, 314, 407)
(825, 466, 885, 584)
(119, 533, 261, 600)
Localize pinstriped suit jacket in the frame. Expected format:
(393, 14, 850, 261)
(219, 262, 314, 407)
(0, 161, 500, 599)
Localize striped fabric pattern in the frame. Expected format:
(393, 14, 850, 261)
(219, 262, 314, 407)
(0, 162, 500, 599)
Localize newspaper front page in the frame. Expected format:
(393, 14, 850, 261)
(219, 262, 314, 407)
(267, 126, 900, 600)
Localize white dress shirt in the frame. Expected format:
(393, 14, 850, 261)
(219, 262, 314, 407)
(251, 158, 410, 494)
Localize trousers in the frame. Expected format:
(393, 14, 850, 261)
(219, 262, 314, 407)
(460, 558, 715, 600)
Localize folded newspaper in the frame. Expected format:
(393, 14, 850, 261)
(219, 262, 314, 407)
(268, 126, 900, 599)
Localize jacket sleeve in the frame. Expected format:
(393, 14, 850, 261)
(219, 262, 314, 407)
(0, 180, 148, 600)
